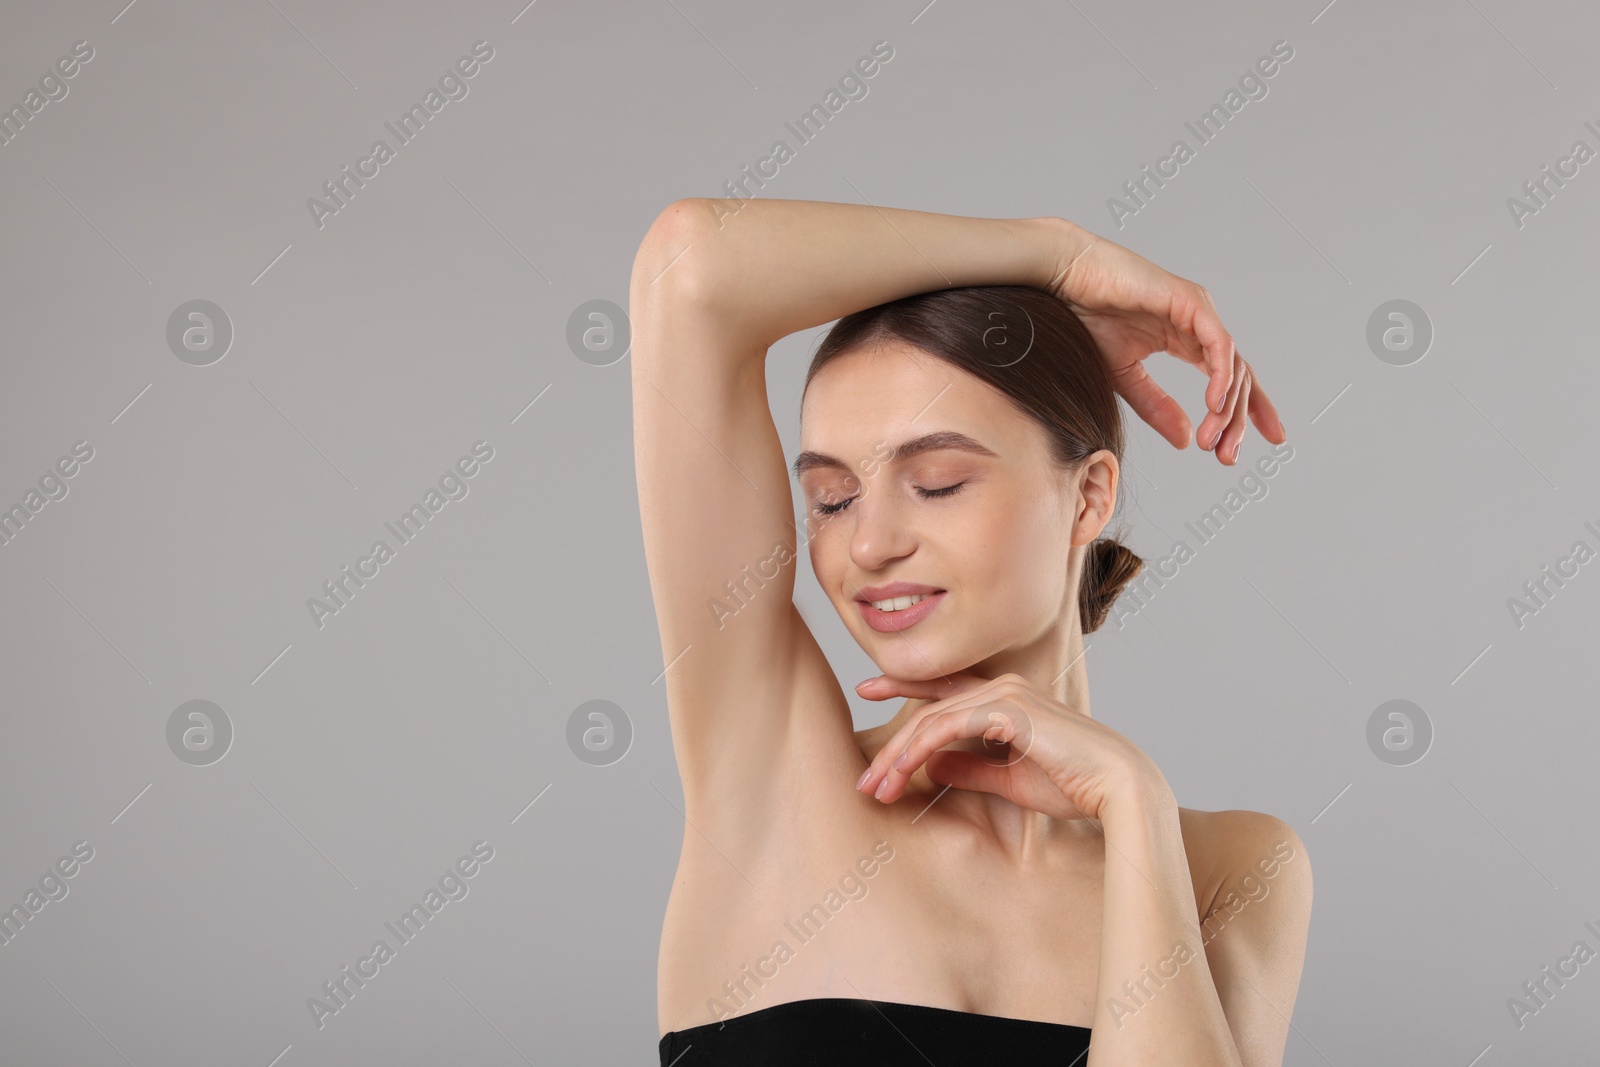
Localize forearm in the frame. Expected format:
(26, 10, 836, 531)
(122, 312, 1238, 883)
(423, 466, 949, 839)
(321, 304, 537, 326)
(1089, 778, 1243, 1065)
(638, 197, 1080, 350)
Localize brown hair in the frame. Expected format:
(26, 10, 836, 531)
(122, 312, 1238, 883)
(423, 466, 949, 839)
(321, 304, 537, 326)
(801, 284, 1143, 634)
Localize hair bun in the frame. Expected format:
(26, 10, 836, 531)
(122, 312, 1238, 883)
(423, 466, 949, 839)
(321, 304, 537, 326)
(1079, 538, 1144, 633)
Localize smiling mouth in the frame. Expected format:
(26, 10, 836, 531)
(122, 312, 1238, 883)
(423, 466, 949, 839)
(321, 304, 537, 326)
(856, 590, 947, 633)
(867, 592, 935, 612)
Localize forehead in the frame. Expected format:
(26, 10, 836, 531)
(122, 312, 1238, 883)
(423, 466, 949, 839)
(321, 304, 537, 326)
(800, 340, 1018, 449)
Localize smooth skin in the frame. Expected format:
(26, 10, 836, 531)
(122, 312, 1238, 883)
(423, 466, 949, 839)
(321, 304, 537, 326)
(631, 198, 1308, 1066)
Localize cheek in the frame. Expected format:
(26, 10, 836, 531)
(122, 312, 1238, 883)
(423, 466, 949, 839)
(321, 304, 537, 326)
(973, 499, 1070, 615)
(808, 536, 842, 596)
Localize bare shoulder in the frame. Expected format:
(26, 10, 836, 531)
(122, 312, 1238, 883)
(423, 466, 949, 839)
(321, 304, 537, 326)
(1174, 808, 1313, 1064)
(1177, 807, 1311, 920)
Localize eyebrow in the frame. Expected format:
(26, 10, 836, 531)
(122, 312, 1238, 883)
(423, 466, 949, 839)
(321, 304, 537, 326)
(791, 430, 998, 477)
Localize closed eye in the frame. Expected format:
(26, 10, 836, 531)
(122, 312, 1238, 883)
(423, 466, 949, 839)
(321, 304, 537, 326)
(918, 482, 966, 499)
(812, 481, 967, 517)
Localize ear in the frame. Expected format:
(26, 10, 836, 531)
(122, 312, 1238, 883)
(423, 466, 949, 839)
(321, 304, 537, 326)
(1069, 450, 1118, 547)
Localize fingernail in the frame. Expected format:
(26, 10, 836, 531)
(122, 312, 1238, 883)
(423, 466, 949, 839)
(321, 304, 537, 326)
(1211, 426, 1224, 449)
(855, 768, 872, 790)
(1215, 391, 1227, 413)
(892, 750, 907, 770)
(1231, 440, 1241, 461)
(875, 776, 890, 799)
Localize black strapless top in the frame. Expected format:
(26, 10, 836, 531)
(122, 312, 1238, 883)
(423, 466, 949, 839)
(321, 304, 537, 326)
(658, 997, 1092, 1065)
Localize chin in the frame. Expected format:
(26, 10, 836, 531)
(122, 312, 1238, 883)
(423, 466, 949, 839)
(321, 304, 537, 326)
(861, 639, 968, 682)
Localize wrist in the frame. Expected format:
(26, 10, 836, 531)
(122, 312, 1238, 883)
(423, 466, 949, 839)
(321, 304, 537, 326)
(1032, 215, 1092, 294)
(1097, 753, 1177, 832)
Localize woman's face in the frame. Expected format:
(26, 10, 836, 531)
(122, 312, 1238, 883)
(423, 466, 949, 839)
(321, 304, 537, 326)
(796, 339, 1116, 681)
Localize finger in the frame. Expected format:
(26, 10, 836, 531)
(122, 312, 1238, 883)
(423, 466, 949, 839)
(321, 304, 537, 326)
(1177, 282, 1236, 418)
(1216, 365, 1253, 465)
(1109, 361, 1191, 451)
(925, 749, 1016, 799)
(1196, 345, 1245, 452)
(857, 673, 1085, 796)
(855, 671, 984, 702)
(874, 688, 1047, 799)
(857, 678, 1017, 793)
(873, 704, 1030, 803)
(1246, 371, 1287, 445)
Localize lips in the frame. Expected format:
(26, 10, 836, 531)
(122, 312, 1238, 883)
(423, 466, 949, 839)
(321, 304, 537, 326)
(855, 581, 945, 602)
(855, 584, 947, 633)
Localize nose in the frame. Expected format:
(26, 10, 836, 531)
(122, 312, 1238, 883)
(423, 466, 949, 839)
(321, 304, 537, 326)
(848, 484, 918, 572)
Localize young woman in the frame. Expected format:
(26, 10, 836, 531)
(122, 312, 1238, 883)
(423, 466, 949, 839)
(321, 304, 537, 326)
(631, 198, 1310, 1066)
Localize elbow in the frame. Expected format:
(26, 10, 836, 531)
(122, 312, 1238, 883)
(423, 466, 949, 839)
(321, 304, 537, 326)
(632, 198, 722, 307)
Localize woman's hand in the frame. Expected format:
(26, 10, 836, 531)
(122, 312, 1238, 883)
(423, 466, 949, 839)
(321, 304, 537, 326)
(1047, 220, 1286, 465)
(852, 671, 1171, 823)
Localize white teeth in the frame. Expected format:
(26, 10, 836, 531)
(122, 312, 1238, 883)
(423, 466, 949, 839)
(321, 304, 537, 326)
(870, 593, 932, 612)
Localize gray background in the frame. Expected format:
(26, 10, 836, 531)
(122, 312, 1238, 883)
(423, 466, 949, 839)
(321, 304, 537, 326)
(1, 0, 1596, 1064)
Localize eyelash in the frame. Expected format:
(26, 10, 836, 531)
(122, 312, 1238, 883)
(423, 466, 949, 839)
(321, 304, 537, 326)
(812, 482, 967, 517)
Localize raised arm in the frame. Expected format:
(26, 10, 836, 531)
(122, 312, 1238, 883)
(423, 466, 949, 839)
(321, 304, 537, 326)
(657, 199, 1282, 461)
(628, 198, 1277, 823)
(627, 200, 1070, 806)
(639, 199, 1072, 351)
